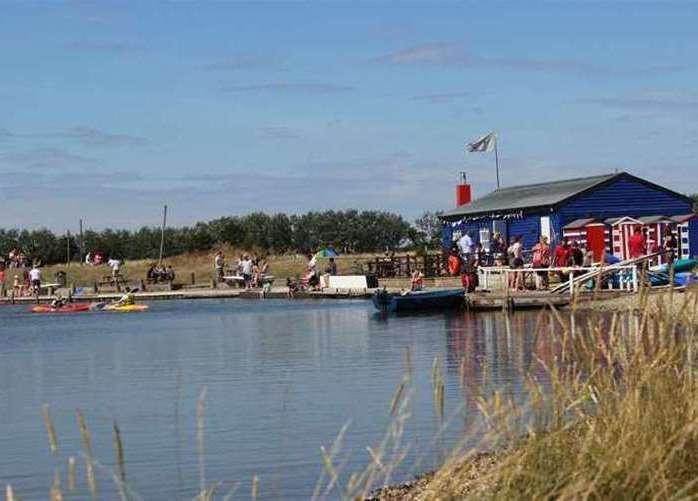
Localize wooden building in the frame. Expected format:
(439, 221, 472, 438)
(441, 172, 696, 259)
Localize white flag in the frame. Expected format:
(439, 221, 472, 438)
(466, 132, 496, 153)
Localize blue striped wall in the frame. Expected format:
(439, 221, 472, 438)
(690, 220, 698, 259)
(509, 216, 545, 248)
(557, 177, 692, 226)
(442, 212, 553, 250)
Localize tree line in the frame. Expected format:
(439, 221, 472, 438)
(0, 210, 444, 265)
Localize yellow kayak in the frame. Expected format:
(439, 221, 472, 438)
(102, 304, 149, 313)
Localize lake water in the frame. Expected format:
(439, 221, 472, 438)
(0, 299, 558, 499)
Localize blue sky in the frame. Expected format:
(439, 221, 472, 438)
(1, 1, 697, 231)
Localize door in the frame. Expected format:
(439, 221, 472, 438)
(585, 225, 606, 262)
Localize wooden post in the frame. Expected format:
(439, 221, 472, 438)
(503, 270, 509, 311)
(191, 272, 196, 285)
(568, 272, 574, 298)
(140, 279, 146, 292)
(93, 281, 98, 294)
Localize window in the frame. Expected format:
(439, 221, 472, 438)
(479, 228, 491, 252)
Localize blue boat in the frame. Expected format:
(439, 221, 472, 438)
(372, 288, 465, 313)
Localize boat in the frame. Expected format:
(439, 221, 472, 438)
(101, 304, 149, 313)
(31, 303, 92, 314)
(372, 288, 464, 313)
(652, 259, 697, 274)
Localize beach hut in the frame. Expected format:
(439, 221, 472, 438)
(672, 214, 698, 259)
(637, 215, 676, 263)
(607, 216, 643, 261)
(562, 218, 609, 261)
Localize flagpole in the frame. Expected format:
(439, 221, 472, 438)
(494, 138, 500, 189)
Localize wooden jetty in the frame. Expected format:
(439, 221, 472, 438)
(0, 286, 373, 305)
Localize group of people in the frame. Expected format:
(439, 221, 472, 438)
(2, 249, 28, 268)
(213, 251, 271, 290)
(146, 263, 176, 283)
(286, 252, 338, 296)
(0, 262, 43, 297)
(84, 252, 105, 266)
(451, 225, 679, 292)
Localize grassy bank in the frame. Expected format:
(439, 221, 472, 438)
(368, 288, 698, 500)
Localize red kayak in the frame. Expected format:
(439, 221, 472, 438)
(31, 303, 92, 314)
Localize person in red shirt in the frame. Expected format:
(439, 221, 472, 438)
(628, 227, 647, 259)
(553, 237, 571, 281)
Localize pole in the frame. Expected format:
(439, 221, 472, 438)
(494, 138, 501, 189)
(79, 219, 84, 265)
(158, 204, 168, 266)
(66, 230, 71, 267)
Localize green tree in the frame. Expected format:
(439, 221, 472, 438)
(412, 211, 444, 250)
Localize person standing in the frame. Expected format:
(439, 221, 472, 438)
(457, 231, 474, 260)
(214, 251, 225, 281)
(29, 264, 41, 296)
(531, 236, 551, 290)
(510, 236, 525, 290)
(306, 252, 320, 289)
(241, 254, 253, 290)
(107, 258, 121, 283)
(663, 226, 678, 264)
(628, 227, 647, 259)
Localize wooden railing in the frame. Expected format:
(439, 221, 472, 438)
(365, 254, 449, 278)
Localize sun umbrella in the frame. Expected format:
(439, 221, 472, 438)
(314, 248, 339, 258)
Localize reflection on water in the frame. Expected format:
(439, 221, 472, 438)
(0, 299, 605, 499)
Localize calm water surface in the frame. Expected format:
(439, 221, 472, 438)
(0, 299, 556, 499)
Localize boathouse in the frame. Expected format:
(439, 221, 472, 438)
(441, 172, 697, 258)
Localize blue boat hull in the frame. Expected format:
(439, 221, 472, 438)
(372, 288, 465, 313)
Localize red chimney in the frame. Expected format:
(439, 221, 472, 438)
(456, 171, 471, 206)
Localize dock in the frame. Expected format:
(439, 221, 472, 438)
(0, 286, 374, 305)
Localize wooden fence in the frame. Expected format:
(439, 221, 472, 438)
(365, 254, 449, 278)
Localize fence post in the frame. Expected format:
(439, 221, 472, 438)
(568, 272, 574, 298)
(191, 272, 196, 285)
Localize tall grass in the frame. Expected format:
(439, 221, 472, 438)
(410, 289, 698, 500)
